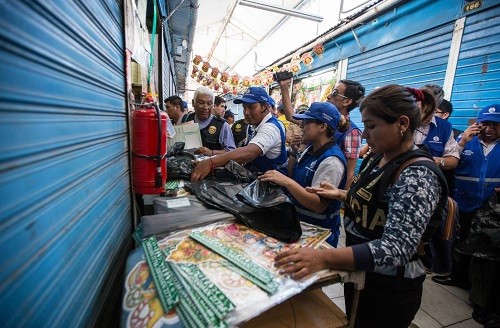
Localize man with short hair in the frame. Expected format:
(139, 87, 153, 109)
(223, 109, 235, 126)
(164, 95, 190, 125)
(435, 99, 462, 139)
(185, 87, 235, 155)
(191, 87, 287, 181)
(212, 96, 226, 118)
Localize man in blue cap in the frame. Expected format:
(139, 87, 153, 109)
(191, 87, 287, 181)
(433, 104, 500, 288)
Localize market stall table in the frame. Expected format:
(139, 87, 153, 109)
(121, 217, 364, 328)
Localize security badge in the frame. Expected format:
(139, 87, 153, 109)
(208, 125, 217, 135)
(234, 123, 242, 132)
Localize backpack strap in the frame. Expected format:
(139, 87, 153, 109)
(442, 197, 458, 241)
(391, 157, 435, 184)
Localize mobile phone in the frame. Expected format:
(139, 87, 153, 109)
(273, 71, 293, 82)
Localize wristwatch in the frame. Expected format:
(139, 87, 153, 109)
(439, 158, 445, 168)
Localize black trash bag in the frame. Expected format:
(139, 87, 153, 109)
(166, 141, 196, 181)
(185, 180, 301, 242)
(214, 160, 257, 183)
(167, 151, 196, 181)
(456, 192, 500, 260)
(236, 179, 290, 208)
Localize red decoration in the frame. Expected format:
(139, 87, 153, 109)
(193, 55, 202, 65)
(220, 72, 229, 83)
(210, 67, 219, 78)
(201, 61, 210, 72)
(230, 74, 240, 86)
(313, 44, 325, 56)
(301, 52, 314, 66)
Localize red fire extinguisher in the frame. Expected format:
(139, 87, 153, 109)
(132, 98, 167, 194)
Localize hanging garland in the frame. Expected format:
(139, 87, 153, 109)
(190, 42, 325, 94)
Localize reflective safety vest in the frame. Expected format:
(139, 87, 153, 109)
(290, 142, 346, 232)
(454, 137, 500, 213)
(245, 116, 288, 174)
(422, 117, 453, 157)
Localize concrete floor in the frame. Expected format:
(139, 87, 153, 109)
(322, 232, 481, 327)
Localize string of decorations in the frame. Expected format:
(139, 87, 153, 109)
(190, 43, 325, 94)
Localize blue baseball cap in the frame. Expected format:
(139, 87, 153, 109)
(477, 104, 500, 123)
(293, 102, 341, 130)
(182, 101, 188, 109)
(233, 87, 270, 104)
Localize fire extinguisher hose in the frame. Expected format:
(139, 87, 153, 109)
(152, 103, 163, 189)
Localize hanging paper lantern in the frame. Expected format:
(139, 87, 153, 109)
(210, 67, 220, 79)
(291, 54, 301, 65)
(232, 87, 238, 95)
(252, 76, 262, 86)
(196, 74, 203, 82)
(313, 44, 325, 56)
(230, 74, 240, 86)
(192, 65, 199, 75)
(242, 76, 251, 87)
(290, 63, 300, 74)
(222, 85, 230, 94)
(193, 54, 202, 65)
(220, 72, 229, 83)
(266, 71, 274, 84)
(201, 61, 210, 72)
(213, 83, 220, 91)
(301, 52, 314, 67)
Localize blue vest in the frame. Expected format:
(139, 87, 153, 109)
(291, 143, 347, 246)
(245, 116, 288, 174)
(334, 121, 360, 146)
(422, 117, 452, 157)
(454, 137, 500, 213)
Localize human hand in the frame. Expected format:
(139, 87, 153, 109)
(290, 133, 302, 153)
(194, 146, 212, 156)
(278, 78, 292, 88)
(258, 170, 289, 187)
(274, 247, 325, 279)
(190, 159, 213, 182)
(459, 123, 481, 146)
(306, 181, 343, 200)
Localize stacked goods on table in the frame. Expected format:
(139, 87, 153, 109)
(122, 222, 331, 327)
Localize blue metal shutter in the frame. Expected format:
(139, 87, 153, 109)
(450, 5, 500, 131)
(0, 1, 132, 327)
(348, 22, 455, 94)
(345, 22, 455, 128)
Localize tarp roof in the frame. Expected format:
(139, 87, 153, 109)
(168, 0, 380, 96)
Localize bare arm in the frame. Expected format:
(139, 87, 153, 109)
(274, 246, 355, 279)
(259, 170, 329, 213)
(278, 79, 301, 125)
(190, 144, 262, 181)
(306, 181, 348, 202)
(345, 157, 357, 190)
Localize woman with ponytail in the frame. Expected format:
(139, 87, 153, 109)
(273, 84, 448, 328)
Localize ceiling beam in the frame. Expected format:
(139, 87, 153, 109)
(239, 0, 323, 22)
(207, 0, 239, 61)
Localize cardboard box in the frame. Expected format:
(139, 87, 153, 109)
(240, 288, 348, 328)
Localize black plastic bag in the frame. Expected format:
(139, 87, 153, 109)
(166, 142, 196, 181)
(185, 180, 301, 242)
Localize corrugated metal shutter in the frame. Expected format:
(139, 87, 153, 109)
(0, 1, 132, 327)
(450, 5, 500, 131)
(345, 22, 455, 128)
(347, 22, 455, 93)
